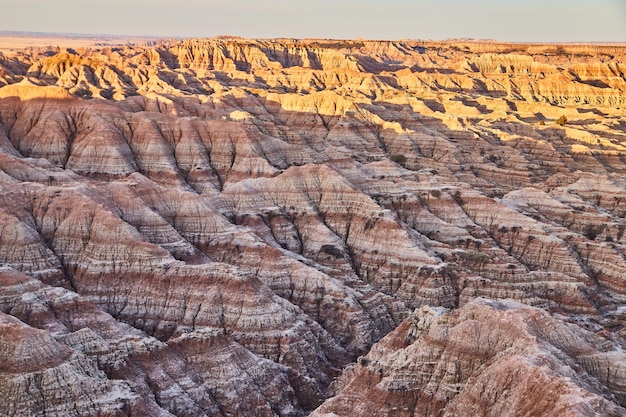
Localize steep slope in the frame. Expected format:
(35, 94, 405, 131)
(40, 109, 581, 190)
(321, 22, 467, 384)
(0, 38, 625, 416)
(312, 298, 626, 417)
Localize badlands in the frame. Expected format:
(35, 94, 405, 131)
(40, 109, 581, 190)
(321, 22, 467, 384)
(0, 37, 625, 416)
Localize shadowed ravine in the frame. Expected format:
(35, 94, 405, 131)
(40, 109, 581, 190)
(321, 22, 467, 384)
(0, 38, 625, 416)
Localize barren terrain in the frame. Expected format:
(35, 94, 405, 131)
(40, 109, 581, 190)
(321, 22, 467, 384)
(0, 37, 625, 416)
(0, 32, 159, 51)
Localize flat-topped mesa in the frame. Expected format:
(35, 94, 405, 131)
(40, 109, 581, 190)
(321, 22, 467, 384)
(0, 78, 73, 100)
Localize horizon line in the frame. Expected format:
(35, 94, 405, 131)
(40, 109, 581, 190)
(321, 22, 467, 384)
(1, 30, 625, 46)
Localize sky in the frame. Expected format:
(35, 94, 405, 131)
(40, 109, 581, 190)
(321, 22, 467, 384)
(1, 0, 625, 42)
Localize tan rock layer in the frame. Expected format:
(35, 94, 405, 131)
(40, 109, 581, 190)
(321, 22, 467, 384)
(0, 38, 625, 416)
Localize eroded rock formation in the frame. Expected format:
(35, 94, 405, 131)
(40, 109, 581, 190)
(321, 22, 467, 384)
(312, 298, 626, 417)
(0, 38, 625, 416)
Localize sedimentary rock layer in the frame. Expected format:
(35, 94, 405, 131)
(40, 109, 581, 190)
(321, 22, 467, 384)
(0, 38, 625, 416)
(312, 298, 626, 417)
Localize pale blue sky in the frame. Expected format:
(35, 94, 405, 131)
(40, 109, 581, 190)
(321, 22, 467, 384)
(1, 0, 624, 42)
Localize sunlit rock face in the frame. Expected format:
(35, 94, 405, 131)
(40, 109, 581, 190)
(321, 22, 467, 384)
(0, 38, 625, 416)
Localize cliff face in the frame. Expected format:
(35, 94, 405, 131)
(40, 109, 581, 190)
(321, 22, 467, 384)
(0, 38, 625, 416)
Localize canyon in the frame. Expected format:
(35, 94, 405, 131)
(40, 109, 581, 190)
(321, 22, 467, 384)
(0, 37, 625, 416)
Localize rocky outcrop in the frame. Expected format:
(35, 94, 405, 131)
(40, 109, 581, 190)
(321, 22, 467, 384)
(0, 38, 625, 416)
(0, 309, 138, 417)
(0, 38, 623, 105)
(0, 267, 323, 416)
(313, 299, 626, 417)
